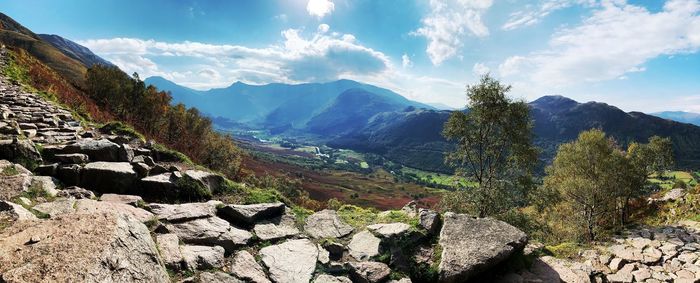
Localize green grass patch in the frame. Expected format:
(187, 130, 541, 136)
(544, 242, 585, 259)
(1, 165, 20, 176)
(337, 205, 379, 229)
(174, 174, 212, 201)
(291, 206, 314, 227)
(100, 121, 146, 141)
(152, 143, 193, 164)
(243, 188, 286, 205)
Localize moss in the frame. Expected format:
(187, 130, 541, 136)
(30, 209, 50, 219)
(214, 179, 246, 195)
(152, 143, 193, 165)
(336, 205, 378, 229)
(244, 188, 285, 205)
(144, 216, 160, 230)
(100, 121, 146, 141)
(175, 174, 212, 201)
(376, 210, 420, 228)
(544, 242, 583, 259)
(1, 165, 20, 176)
(291, 206, 314, 227)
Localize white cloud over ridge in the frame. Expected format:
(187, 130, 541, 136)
(499, 0, 700, 87)
(79, 27, 392, 88)
(413, 0, 493, 65)
(502, 0, 596, 30)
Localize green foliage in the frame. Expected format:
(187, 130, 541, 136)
(3, 52, 31, 87)
(151, 143, 193, 164)
(291, 206, 314, 227)
(243, 188, 286, 205)
(1, 165, 20, 176)
(174, 175, 212, 201)
(100, 121, 145, 141)
(376, 210, 420, 228)
(673, 179, 688, 189)
(442, 75, 537, 217)
(336, 205, 378, 229)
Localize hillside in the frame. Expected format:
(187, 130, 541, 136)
(652, 111, 700, 126)
(145, 77, 433, 129)
(0, 13, 87, 87)
(331, 95, 700, 172)
(37, 34, 113, 67)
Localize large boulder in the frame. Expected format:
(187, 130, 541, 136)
(0, 138, 42, 169)
(157, 233, 184, 270)
(219, 202, 286, 226)
(73, 199, 154, 222)
(0, 213, 169, 282)
(139, 172, 179, 200)
(304, 209, 354, 239)
(80, 162, 137, 194)
(61, 139, 123, 162)
(437, 213, 528, 283)
(0, 160, 32, 201)
(260, 239, 319, 283)
(184, 170, 226, 194)
(162, 216, 252, 253)
(253, 212, 301, 241)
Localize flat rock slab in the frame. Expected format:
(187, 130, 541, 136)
(80, 162, 137, 194)
(163, 216, 252, 253)
(62, 139, 122, 162)
(0, 200, 37, 221)
(100, 193, 143, 206)
(149, 201, 221, 222)
(260, 239, 318, 283)
(181, 245, 225, 270)
(33, 198, 77, 218)
(304, 209, 353, 239)
(438, 213, 528, 283)
(253, 213, 301, 241)
(231, 250, 271, 283)
(349, 230, 381, 261)
(0, 213, 169, 282)
(157, 233, 183, 270)
(367, 222, 411, 238)
(199, 272, 245, 283)
(74, 199, 154, 222)
(219, 202, 285, 226)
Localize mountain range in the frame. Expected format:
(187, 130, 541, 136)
(652, 111, 700, 127)
(149, 75, 700, 172)
(37, 34, 113, 68)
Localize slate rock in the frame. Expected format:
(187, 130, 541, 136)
(219, 202, 285, 226)
(230, 250, 271, 283)
(349, 230, 381, 261)
(260, 239, 318, 283)
(304, 209, 353, 239)
(80, 162, 137, 194)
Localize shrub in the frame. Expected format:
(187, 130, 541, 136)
(100, 121, 145, 141)
(673, 180, 688, 189)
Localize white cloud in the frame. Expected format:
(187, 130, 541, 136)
(472, 62, 490, 76)
(502, 0, 596, 31)
(402, 53, 413, 68)
(500, 0, 700, 86)
(317, 23, 330, 33)
(79, 27, 391, 89)
(307, 0, 335, 18)
(412, 0, 493, 65)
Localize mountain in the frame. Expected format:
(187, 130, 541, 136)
(145, 77, 433, 129)
(331, 95, 700, 172)
(426, 102, 458, 110)
(0, 13, 87, 87)
(38, 34, 113, 67)
(652, 111, 700, 126)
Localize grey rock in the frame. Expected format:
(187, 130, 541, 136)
(56, 164, 81, 186)
(304, 209, 353, 239)
(348, 230, 381, 261)
(148, 201, 221, 222)
(62, 139, 122, 162)
(80, 162, 137, 194)
(73, 199, 154, 223)
(367, 222, 411, 238)
(230, 250, 271, 283)
(157, 233, 184, 270)
(0, 200, 37, 221)
(53, 153, 89, 164)
(30, 176, 60, 197)
(181, 245, 225, 270)
(253, 212, 301, 241)
(419, 208, 440, 233)
(198, 272, 244, 283)
(219, 202, 285, 226)
(437, 213, 528, 283)
(260, 239, 318, 283)
(56, 186, 95, 199)
(32, 198, 77, 218)
(313, 275, 353, 283)
(132, 155, 156, 166)
(100, 193, 143, 206)
(140, 172, 178, 199)
(661, 188, 685, 201)
(163, 216, 252, 253)
(199, 271, 245, 283)
(184, 170, 226, 194)
(0, 138, 42, 168)
(323, 241, 346, 260)
(349, 261, 391, 283)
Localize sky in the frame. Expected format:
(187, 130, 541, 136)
(3, 0, 700, 112)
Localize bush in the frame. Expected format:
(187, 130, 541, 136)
(673, 180, 688, 189)
(337, 205, 378, 229)
(100, 121, 145, 141)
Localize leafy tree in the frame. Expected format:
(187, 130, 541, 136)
(627, 136, 674, 178)
(441, 75, 537, 217)
(543, 129, 623, 241)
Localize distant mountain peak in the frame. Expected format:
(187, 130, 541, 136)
(530, 95, 580, 113)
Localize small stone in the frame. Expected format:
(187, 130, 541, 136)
(366, 222, 411, 238)
(349, 261, 391, 283)
(348, 230, 381, 261)
(304, 209, 353, 239)
(181, 245, 225, 270)
(230, 250, 271, 283)
(313, 275, 352, 283)
(56, 186, 95, 199)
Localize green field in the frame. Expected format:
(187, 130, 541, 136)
(400, 167, 476, 188)
(648, 171, 698, 191)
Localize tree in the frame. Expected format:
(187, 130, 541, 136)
(441, 75, 537, 217)
(543, 129, 624, 241)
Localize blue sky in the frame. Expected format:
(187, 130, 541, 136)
(3, 0, 700, 112)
